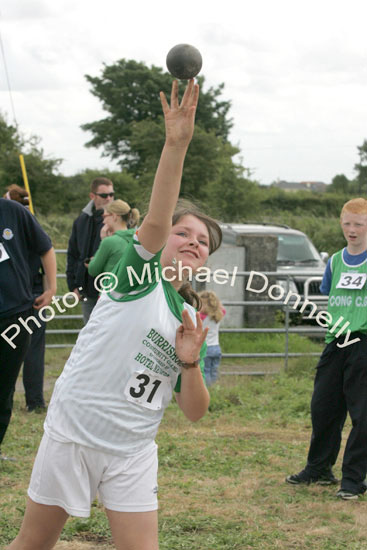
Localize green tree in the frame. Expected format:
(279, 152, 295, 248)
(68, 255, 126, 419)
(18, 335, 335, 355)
(354, 140, 367, 194)
(0, 113, 63, 214)
(117, 116, 261, 219)
(0, 115, 22, 153)
(81, 59, 233, 174)
(62, 168, 142, 214)
(327, 174, 351, 194)
(81, 59, 260, 220)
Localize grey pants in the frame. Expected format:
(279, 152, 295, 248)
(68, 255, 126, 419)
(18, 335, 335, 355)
(81, 296, 99, 324)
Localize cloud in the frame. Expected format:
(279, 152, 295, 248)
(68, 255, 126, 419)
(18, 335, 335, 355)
(299, 41, 367, 81)
(1, 0, 367, 185)
(0, 0, 58, 20)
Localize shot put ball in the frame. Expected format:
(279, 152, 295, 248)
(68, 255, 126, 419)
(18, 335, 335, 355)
(166, 44, 202, 80)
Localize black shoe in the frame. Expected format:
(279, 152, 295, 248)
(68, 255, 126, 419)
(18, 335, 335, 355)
(27, 405, 47, 414)
(286, 469, 338, 486)
(336, 489, 364, 500)
(336, 481, 367, 500)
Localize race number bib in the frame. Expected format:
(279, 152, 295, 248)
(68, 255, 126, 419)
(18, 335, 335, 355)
(124, 370, 171, 411)
(336, 272, 367, 290)
(0, 243, 10, 263)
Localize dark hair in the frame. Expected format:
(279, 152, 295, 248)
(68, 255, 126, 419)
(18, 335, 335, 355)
(172, 199, 222, 308)
(4, 184, 29, 206)
(90, 177, 113, 193)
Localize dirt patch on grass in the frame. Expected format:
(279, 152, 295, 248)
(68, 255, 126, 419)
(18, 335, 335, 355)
(163, 418, 311, 445)
(55, 543, 113, 550)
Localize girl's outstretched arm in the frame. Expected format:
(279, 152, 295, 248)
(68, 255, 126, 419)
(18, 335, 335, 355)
(138, 79, 199, 254)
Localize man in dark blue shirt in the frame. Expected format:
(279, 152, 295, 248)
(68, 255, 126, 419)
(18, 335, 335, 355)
(0, 198, 57, 459)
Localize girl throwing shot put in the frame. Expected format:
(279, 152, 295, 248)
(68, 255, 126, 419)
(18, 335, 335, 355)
(8, 79, 222, 550)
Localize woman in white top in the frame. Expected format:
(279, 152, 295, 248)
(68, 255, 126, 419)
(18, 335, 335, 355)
(9, 80, 222, 550)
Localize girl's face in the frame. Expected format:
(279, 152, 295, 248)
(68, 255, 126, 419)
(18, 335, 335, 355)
(161, 215, 210, 272)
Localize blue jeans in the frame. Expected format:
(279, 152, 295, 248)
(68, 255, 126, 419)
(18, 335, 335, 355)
(204, 345, 222, 387)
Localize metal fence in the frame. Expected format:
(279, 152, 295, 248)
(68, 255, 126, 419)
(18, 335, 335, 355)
(219, 270, 327, 373)
(49, 251, 327, 373)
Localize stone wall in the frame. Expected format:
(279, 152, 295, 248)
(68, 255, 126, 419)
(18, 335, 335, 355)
(194, 242, 245, 327)
(237, 234, 278, 325)
(194, 233, 278, 327)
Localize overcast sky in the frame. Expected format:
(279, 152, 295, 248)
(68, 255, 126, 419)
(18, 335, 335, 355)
(1, 0, 367, 185)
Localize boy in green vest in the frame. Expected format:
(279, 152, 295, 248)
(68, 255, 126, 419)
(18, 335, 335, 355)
(286, 198, 367, 500)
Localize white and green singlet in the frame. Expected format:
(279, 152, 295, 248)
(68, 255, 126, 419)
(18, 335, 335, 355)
(325, 249, 367, 343)
(45, 232, 206, 456)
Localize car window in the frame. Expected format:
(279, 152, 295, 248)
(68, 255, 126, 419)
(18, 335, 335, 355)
(277, 234, 320, 262)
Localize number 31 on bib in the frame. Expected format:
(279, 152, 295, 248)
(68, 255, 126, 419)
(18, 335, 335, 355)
(124, 370, 171, 411)
(336, 272, 367, 290)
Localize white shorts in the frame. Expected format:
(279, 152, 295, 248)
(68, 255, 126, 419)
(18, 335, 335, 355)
(28, 433, 158, 517)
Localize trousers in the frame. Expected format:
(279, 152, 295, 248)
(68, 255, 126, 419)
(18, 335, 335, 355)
(0, 309, 32, 446)
(82, 296, 99, 324)
(23, 308, 46, 409)
(305, 333, 367, 493)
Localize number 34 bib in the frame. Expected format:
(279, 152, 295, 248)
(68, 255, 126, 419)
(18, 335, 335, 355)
(336, 272, 367, 290)
(124, 370, 172, 411)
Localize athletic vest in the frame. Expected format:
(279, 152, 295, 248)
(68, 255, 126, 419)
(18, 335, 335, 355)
(325, 249, 367, 343)
(45, 233, 206, 457)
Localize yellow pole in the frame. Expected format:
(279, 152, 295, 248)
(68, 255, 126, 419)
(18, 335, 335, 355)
(19, 154, 34, 214)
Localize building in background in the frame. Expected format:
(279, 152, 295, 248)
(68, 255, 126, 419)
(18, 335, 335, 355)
(271, 180, 328, 192)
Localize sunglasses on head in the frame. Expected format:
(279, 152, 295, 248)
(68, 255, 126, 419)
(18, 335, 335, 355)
(95, 192, 115, 198)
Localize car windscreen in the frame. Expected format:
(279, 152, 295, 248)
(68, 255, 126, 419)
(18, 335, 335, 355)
(277, 234, 320, 262)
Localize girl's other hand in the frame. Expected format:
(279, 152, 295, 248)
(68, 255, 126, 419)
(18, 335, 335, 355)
(175, 309, 208, 364)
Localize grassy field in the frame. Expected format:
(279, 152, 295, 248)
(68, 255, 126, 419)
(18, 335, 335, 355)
(2, 220, 351, 548)
(1, 343, 365, 550)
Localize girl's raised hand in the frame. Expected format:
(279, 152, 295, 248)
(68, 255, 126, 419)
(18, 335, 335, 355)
(160, 79, 199, 149)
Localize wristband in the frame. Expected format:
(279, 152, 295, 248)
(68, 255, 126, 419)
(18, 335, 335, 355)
(180, 359, 200, 369)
